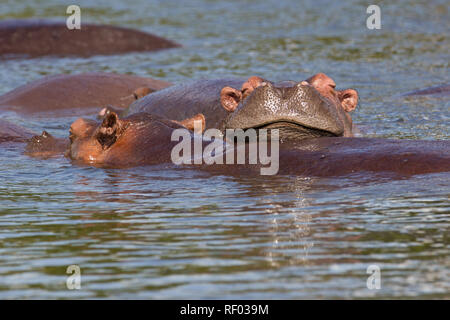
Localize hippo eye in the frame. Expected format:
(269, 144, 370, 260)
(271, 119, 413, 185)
(329, 83, 336, 89)
(69, 128, 75, 143)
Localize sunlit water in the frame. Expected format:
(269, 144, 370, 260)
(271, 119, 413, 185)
(0, 0, 449, 299)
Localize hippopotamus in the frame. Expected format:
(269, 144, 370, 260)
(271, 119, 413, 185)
(12, 71, 448, 177)
(24, 130, 68, 158)
(274, 138, 450, 177)
(61, 111, 450, 177)
(0, 119, 34, 143)
(124, 73, 358, 141)
(403, 84, 450, 97)
(0, 19, 180, 58)
(66, 111, 205, 167)
(0, 73, 171, 117)
(0, 119, 67, 158)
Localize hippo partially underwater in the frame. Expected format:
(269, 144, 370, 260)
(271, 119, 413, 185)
(0, 19, 180, 59)
(5, 72, 447, 177)
(124, 73, 358, 141)
(60, 110, 450, 176)
(0, 73, 171, 117)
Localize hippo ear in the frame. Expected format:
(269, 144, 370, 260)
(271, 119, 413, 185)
(98, 105, 122, 119)
(133, 87, 153, 100)
(177, 113, 206, 134)
(220, 86, 242, 112)
(339, 89, 358, 112)
(119, 87, 153, 102)
(96, 111, 122, 149)
(306, 73, 336, 90)
(241, 76, 266, 99)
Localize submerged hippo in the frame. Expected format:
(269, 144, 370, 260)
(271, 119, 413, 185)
(0, 119, 34, 143)
(125, 73, 358, 141)
(0, 119, 67, 158)
(66, 112, 205, 167)
(0, 19, 180, 58)
(24, 131, 68, 158)
(15, 71, 449, 177)
(62, 111, 450, 177)
(0, 73, 171, 117)
(403, 84, 450, 97)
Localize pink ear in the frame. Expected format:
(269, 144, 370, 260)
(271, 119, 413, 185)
(339, 89, 358, 112)
(178, 113, 206, 134)
(133, 87, 153, 100)
(220, 86, 242, 112)
(306, 73, 336, 89)
(241, 76, 265, 98)
(96, 111, 122, 149)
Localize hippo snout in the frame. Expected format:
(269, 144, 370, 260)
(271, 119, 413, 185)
(223, 82, 345, 139)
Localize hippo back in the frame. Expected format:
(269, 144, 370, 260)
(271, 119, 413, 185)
(0, 119, 34, 143)
(0, 19, 181, 58)
(125, 79, 245, 129)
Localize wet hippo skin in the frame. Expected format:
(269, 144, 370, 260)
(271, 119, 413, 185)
(0, 119, 34, 143)
(0, 73, 172, 117)
(0, 19, 181, 58)
(275, 138, 450, 177)
(126, 73, 358, 141)
(0, 119, 67, 158)
(125, 78, 245, 129)
(197, 138, 450, 177)
(61, 111, 450, 177)
(403, 84, 450, 97)
(66, 112, 206, 167)
(24, 130, 68, 158)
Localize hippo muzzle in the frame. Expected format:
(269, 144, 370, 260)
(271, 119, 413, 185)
(222, 82, 345, 140)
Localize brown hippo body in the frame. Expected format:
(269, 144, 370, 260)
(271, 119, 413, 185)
(11, 71, 447, 178)
(0, 19, 180, 59)
(0, 119, 66, 157)
(0, 73, 171, 117)
(126, 73, 358, 140)
(125, 79, 246, 129)
(0, 119, 34, 143)
(275, 138, 450, 177)
(64, 110, 450, 177)
(67, 112, 206, 167)
(403, 84, 450, 97)
(62, 107, 450, 177)
(24, 131, 68, 158)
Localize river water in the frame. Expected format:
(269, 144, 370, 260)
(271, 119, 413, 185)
(0, 0, 449, 299)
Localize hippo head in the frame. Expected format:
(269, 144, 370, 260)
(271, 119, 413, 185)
(68, 111, 204, 166)
(220, 73, 358, 140)
(24, 130, 68, 158)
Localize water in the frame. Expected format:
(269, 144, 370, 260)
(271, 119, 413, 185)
(0, 0, 449, 299)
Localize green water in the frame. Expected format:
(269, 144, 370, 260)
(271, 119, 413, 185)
(0, 0, 449, 299)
